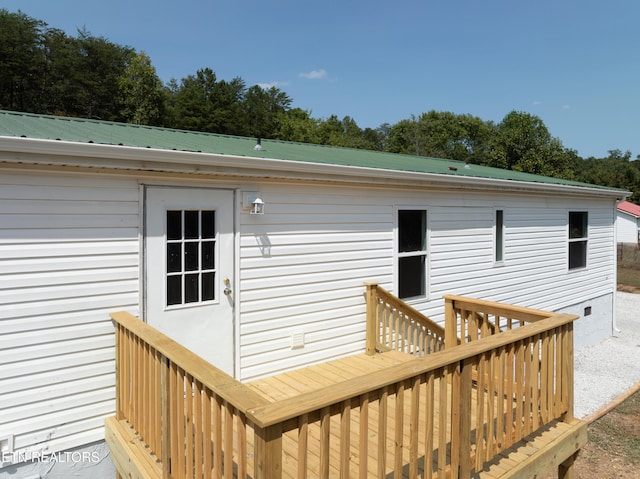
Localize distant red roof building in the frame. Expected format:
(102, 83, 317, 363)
(617, 201, 640, 218)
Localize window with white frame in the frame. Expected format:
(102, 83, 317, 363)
(397, 209, 427, 299)
(495, 209, 504, 263)
(568, 211, 588, 270)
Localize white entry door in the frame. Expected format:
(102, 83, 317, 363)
(145, 187, 235, 375)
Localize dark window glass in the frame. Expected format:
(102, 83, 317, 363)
(185, 274, 199, 303)
(167, 211, 181, 240)
(569, 241, 587, 269)
(202, 211, 215, 239)
(495, 210, 504, 262)
(202, 241, 215, 269)
(184, 242, 199, 271)
(167, 276, 182, 305)
(569, 212, 587, 239)
(399, 256, 425, 298)
(202, 272, 215, 301)
(184, 210, 199, 239)
(399, 210, 426, 252)
(167, 243, 182, 273)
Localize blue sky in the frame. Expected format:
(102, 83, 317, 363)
(4, 0, 639, 158)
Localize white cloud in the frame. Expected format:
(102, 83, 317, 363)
(298, 69, 328, 80)
(532, 100, 542, 106)
(256, 81, 289, 90)
(561, 104, 571, 110)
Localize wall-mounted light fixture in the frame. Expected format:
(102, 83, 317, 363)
(242, 192, 265, 215)
(251, 196, 265, 215)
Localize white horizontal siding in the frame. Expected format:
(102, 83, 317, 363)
(238, 187, 394, 380)
(238, 186, 616, 380)
(617, 211, 639, 243)
(0, 172, 139, 461)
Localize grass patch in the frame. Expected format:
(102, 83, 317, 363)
(617, 244, 640, 290)
(587, 391, 640, 466)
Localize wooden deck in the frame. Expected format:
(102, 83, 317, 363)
(107, 349, 586, 479)
(106, 286, 587, 479)
(246, 352, 586, 479)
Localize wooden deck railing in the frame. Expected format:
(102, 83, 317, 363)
(111, 311, 275, 479)
(365, 282, 446, 356)
(247, 312, 578, 478)
(109, 287, 580, 479)
(444, 294, 554, 347)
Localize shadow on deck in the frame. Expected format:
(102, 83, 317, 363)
(106, 284, 587, 479)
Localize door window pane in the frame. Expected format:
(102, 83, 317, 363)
(167, 276, 182, 305)
(202, 272, 215, 301)
(167, 243, 182, 273)
(184, 210, 199, 239)
(202, 241, 215, 269)
(202, 211, 215, 239)
(185, 273, 199, 303)
(184, 242, 199, 271)
(167, 211, 182, 240)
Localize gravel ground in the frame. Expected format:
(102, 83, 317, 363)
(573, 291, 640, 419)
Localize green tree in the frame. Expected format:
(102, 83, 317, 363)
(242, 84, 292, 139)
(0, 9, 46, 112)
(275, 108, 320, 143)
(74, 28, 134, 119)
(168, 68, 247, 134)
(118, 51, 165, 125)
(169, 68, 218, 131)
(385, 111, 494, 162)
(576, 149, 640, 202)
(208, 77, 246, 134)
(41, 28, 82, 115)
(488, 111, 574, 179)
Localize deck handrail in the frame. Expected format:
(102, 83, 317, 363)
(110, 289, 579, 479)
(365, 282, 446, 356)
(444, 294, 553, 346)
(246, 311, 578, 428)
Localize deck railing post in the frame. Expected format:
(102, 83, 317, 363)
(254, 424, 283, 479)
(559, 327, 579, 479)
(160, 355, 171, 479)
(364, 282, 379, 356)
(114, 322, 122, 421)
(458, 358, 474, 478)
(444, 297, 458, 349)
(564, 322, 575, 422)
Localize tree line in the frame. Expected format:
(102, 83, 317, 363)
(1, 9, 638, 201)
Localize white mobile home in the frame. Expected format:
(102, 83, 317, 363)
(617, 200, 640, 245)
(0, 111, 626, 477)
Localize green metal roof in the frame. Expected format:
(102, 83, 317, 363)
(0, 109, 622, 191)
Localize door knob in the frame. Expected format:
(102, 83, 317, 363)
(223, 278, 232, 296)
